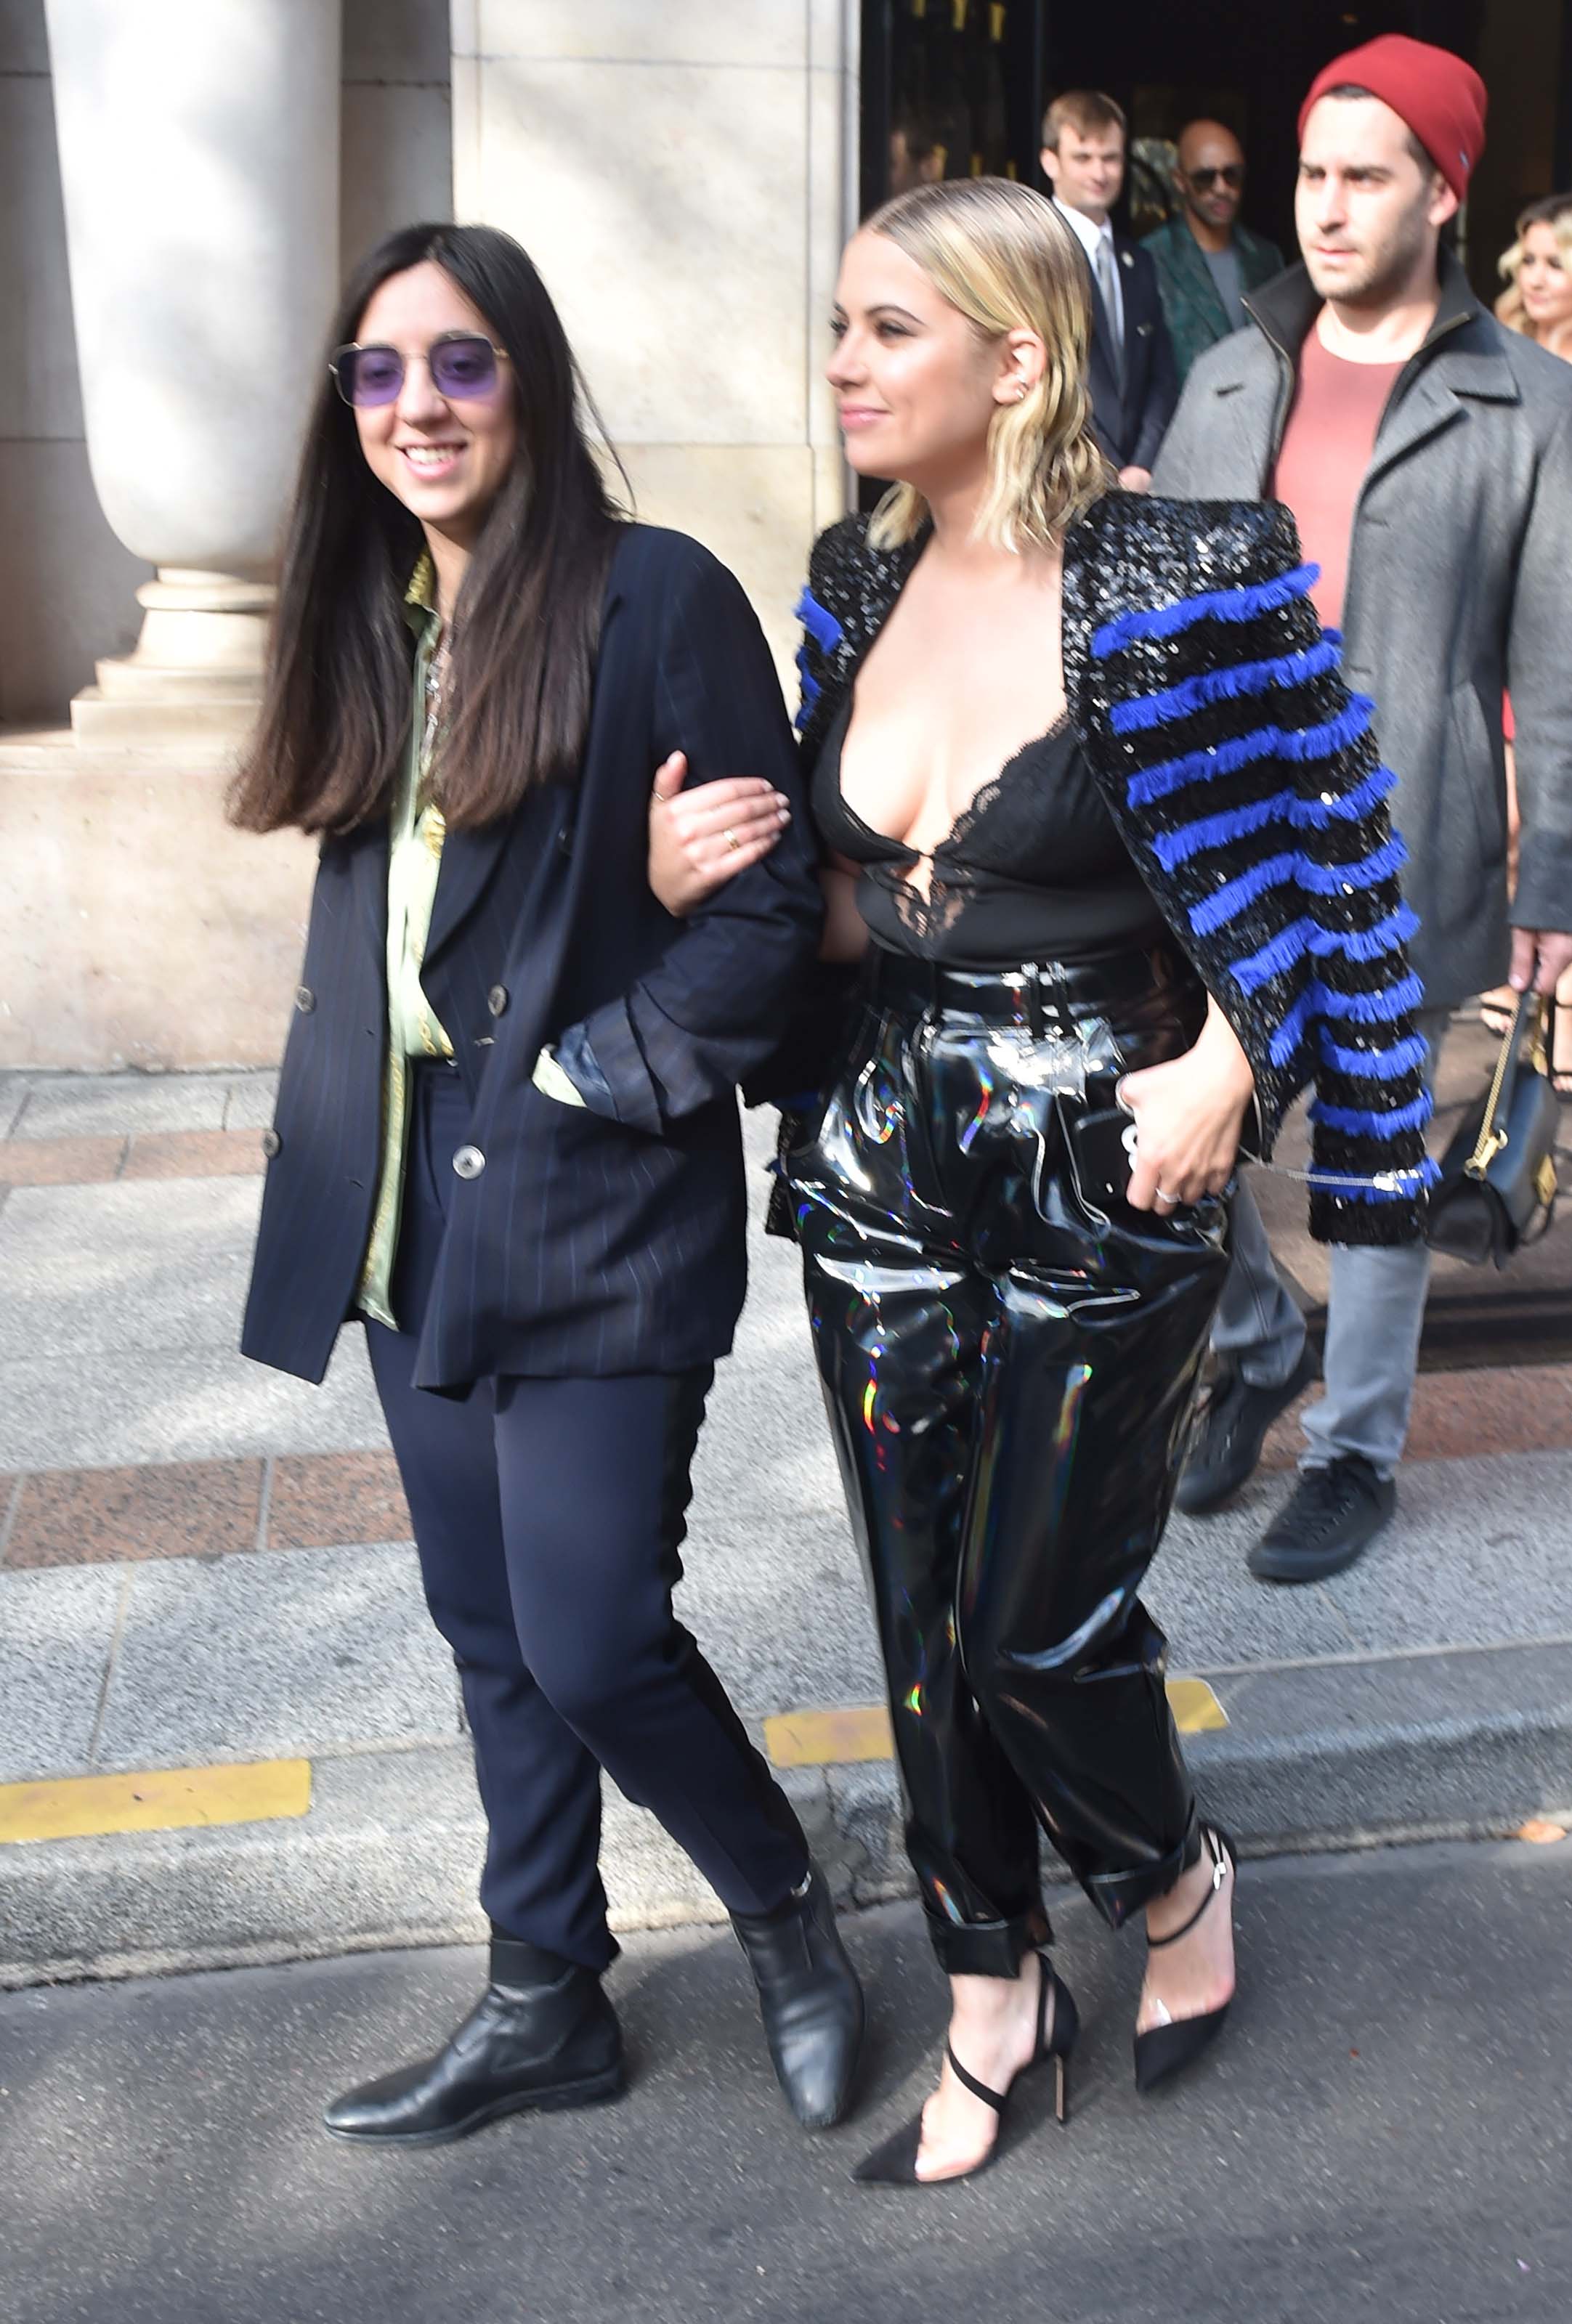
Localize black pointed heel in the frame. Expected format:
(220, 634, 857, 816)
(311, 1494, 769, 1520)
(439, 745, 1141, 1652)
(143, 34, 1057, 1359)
(1133, 1824, 1236, 2096)
(852, 1954, 1078, 2188)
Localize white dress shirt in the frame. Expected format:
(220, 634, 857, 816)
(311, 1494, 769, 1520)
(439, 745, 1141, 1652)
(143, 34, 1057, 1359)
(1053, 198, 1125, 358)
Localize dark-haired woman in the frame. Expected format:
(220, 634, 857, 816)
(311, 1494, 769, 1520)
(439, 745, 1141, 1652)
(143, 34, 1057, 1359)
(233, 224, 863, 2146)
(652, 178, 1433, 2186)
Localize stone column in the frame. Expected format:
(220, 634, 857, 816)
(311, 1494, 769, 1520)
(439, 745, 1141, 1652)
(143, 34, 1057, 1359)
(450, 1, 856, 686)
(44, 0, 341, 747)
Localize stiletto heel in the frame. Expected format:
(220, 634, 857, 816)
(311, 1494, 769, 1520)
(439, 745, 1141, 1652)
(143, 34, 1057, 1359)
(1133, 1824, 1236, 2096)
(853, 1952, 1078, 2187)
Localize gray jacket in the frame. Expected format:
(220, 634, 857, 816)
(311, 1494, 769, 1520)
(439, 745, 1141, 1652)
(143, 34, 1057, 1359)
(1152, 251, 1572, 1005)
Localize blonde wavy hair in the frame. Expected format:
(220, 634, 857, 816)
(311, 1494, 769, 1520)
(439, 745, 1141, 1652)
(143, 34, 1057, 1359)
(1496, 193, 1572, 339)
(862, 177, 1111, 555)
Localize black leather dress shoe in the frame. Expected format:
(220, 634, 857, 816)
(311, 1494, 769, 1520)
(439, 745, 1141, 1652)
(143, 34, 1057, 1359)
(1247, 1455, 1396, 1583)
(1175, 1343, 1319, 1516)
(323, 1936, 625, 2147)
(731, 1863, 864, 2129)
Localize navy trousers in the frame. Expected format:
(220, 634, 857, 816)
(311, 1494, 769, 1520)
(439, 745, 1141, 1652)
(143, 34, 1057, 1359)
(364, 1061, 808, 1971)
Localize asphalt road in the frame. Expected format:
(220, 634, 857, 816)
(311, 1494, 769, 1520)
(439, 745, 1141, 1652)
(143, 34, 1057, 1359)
(3, 1838, 1569, 2324)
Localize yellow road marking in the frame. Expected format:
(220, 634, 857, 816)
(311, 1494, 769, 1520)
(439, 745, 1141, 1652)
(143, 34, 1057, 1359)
(0, 1759, 312, 1845)
(766, 1679, 1228, 1768)
(766, 1707, 895, 1767)
(1164, 1678, 1230, 1734)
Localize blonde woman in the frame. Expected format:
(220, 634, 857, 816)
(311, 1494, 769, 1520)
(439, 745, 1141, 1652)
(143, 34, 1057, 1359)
(1497, 193, 1572, 354)
(1483, 194, 1572, 1081)
(651, 179, 1432, 2185)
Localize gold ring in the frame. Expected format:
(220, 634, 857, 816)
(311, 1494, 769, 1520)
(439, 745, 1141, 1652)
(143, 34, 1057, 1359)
(724, 828, 740, 852)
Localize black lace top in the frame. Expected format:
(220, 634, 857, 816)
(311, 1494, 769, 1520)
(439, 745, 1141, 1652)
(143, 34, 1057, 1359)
(812, 694, 1164, 968)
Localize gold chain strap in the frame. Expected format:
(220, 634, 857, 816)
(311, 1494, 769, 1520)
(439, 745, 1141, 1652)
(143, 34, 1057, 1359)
(1465, 994, 1551, 1179)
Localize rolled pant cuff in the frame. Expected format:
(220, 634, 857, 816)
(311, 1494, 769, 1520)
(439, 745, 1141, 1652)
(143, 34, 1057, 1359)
(1082, 1812, 1201, 1932)
(924, 1898, 1052, 1978)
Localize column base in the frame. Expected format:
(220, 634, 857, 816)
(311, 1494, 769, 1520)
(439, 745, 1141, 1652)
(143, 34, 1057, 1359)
(68, 688, 261, 749)
(68, 569, 272, 749)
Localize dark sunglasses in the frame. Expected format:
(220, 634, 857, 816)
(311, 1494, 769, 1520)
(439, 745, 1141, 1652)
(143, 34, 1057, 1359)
(329, 332, 511, 408)
(1186, 163, 1244, 192)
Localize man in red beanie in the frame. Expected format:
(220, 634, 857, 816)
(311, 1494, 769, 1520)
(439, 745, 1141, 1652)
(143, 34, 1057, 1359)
(1155, 36, 1572, 1584)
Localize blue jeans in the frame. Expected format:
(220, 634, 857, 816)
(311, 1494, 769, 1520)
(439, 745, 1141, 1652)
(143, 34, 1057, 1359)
(1210, 1007, 1451, 1479)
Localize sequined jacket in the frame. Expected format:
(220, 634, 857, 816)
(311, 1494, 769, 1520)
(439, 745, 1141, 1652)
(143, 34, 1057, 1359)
(792, 495, 1435, 1246)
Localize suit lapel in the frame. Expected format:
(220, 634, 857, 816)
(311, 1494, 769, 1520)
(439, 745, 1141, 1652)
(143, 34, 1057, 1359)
(1364, 349, 1517, 492)
(424, 817, 514, 969)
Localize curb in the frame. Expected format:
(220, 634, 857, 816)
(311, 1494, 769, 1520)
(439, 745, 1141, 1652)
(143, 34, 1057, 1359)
(3, 1643, 1570, 1988)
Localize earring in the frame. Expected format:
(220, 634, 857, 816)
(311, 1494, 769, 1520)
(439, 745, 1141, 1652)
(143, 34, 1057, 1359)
(1013, 382, 1029, 402)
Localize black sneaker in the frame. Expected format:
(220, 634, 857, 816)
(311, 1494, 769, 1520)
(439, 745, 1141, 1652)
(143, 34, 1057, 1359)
(1247, 1455, 1395, 1585)
(1174, 1343, 1318, 1516)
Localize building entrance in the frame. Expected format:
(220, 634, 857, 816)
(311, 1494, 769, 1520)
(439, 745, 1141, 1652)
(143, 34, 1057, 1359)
(860, 1, 1571, 306)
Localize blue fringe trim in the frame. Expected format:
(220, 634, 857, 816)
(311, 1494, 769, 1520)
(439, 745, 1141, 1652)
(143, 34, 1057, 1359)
(1190, 851, 1297, 935)
(1149, 763, 1396, 872)
(1293, 835, 1409, 895)
(1310, 1091, 1434, 1138)
(1316, 1155, 1442, 1202)
(1227, 915, 1317, 994)
(1190, 834, 1406, 939)
(1091, 562, 1318, 657)
(1317, 901, 1422, 962)
(1267, 986, 1316, 1067)
(1318, 1028, 1431, 1081)
(1125, 695, 1374, 808)
(794, 586, 843, 656)
(1109, 638, 1342, 734)
(1226, 904, 1422, 998)
(1261, 975, 1428, 1069)
(1317, 972, 1427, 1023)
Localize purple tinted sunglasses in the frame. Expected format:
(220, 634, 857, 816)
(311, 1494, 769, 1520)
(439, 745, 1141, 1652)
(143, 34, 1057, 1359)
(329, 332, 511, 408)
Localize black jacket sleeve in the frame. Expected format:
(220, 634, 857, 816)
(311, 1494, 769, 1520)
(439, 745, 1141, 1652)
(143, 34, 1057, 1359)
(560, 545, 824, 1134)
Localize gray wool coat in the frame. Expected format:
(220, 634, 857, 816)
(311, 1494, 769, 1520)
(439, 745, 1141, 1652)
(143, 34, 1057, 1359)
(1152, 251, 1572, 1006)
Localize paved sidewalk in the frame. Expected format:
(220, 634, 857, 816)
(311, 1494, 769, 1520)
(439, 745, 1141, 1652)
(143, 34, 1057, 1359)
(1, 1042, 1571, 1986)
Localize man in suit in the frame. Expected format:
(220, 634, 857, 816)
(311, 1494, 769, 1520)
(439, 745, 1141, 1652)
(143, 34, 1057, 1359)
(1143, 118, 1285, 380)
(1153, 35, 1572, 1583)
(1040, 89, 1178, 489)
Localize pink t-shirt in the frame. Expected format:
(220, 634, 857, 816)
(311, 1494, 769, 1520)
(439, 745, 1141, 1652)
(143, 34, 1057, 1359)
(1271, 328, 1403, 630)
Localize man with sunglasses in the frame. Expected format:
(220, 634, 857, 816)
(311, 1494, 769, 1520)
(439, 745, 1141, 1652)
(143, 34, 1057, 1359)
(1143, 121, 1284, 381)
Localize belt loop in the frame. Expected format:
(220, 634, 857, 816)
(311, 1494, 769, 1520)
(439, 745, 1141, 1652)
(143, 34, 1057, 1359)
(1023, 963, 1044, 1041)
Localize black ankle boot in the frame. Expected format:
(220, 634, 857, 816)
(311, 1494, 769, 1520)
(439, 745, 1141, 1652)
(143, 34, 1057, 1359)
(730, 1862, 864, 2130)
(323, 1936, 625, 2147)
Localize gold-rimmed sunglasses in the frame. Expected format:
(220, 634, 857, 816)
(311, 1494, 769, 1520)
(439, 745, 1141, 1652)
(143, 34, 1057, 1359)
(329, 332, 511, 408)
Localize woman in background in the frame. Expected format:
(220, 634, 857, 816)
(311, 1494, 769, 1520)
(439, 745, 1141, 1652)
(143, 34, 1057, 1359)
(1483, 194, 1572, 1083)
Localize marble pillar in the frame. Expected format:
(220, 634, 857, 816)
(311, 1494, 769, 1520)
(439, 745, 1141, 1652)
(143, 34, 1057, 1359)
(44, 0, 341, 745)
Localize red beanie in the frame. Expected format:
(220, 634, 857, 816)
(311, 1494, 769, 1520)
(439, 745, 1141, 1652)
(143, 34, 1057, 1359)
(1298, 33, 1486, 201)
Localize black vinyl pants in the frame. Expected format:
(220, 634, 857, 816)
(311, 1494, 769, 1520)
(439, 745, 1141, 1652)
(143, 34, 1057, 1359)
(365, 1061, 809, 1972)
(790, 943, 1231, 1975)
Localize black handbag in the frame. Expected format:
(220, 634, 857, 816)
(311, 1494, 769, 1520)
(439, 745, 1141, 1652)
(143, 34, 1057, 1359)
(1426, 993, 1560, 1267)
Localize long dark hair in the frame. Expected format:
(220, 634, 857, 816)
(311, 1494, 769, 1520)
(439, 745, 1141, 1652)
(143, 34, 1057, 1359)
(229, 224, 623, 834)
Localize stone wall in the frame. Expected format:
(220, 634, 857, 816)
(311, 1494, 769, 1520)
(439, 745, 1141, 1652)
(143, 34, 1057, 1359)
(451, 1, 855, 676)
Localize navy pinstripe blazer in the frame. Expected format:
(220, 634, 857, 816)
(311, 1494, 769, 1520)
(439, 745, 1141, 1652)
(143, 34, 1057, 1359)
(240, 525, 822, 1389)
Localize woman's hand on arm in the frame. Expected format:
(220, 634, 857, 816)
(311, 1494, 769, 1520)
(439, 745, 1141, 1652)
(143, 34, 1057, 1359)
(647, 751, 791, 917)
(1119, 997, 1255, 1214)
